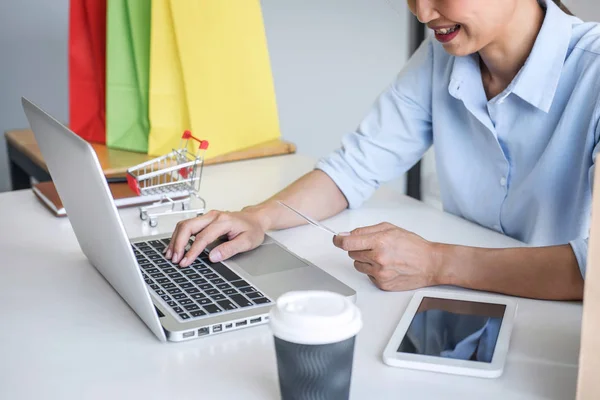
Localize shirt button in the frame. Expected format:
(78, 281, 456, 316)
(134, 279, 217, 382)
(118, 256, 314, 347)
(500, 177, 507, 187)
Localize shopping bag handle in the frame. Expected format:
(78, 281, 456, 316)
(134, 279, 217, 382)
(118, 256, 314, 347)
(182, 130, 209, 150)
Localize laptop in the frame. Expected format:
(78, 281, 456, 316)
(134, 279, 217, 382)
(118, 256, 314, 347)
(22, 97, 356, 342)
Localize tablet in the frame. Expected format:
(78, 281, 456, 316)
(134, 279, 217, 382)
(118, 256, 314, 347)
(383, 289, 517, 378)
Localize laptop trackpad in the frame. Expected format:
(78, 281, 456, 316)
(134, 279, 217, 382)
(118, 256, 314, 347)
(230, 243, 307, 276)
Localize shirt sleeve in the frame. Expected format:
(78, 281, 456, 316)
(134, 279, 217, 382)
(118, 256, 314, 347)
(569, 117, 600, 278)
(315, 38, 435, 209)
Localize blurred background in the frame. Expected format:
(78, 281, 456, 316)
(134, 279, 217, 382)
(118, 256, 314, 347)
(0, 0, 598, 209)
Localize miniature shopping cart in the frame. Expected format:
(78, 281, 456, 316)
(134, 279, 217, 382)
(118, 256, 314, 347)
(126, 131, 209, 227)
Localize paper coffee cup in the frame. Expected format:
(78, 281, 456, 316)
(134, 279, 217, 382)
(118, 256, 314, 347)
(269, 291, 362, 400)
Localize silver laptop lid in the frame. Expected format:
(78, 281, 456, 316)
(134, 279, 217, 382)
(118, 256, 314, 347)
(22, 97, 166, 342)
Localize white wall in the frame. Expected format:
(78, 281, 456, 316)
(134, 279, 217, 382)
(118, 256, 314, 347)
(564, 0, 600, 18)
(0, 0, 70, 193)
(0, 0, 410, 193)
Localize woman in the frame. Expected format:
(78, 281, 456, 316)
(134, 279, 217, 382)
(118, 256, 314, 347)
(166, 0, 599, 300)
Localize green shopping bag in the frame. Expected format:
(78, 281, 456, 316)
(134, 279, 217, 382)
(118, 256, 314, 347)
(105, 0, 151, 153)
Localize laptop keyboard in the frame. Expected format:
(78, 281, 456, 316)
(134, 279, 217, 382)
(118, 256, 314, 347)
(132, 238, 272, 321)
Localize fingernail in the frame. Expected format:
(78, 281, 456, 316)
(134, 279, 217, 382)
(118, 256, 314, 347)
(337, 232, 351, 236)
(172, 253, 179, 263)
(165, 249, 172, 258)
(209, 250, 222, 262)
(179, 257, 188, 267)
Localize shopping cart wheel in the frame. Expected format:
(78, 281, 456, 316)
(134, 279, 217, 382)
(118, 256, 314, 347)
(140, 210, 148, 220)
(149, 218, 158, 228)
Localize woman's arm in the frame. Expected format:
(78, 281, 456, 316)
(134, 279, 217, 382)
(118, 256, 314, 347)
(333, 223, 584, 301)
(435, 243, 584, 300)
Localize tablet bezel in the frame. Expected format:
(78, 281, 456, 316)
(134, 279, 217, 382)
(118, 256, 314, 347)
(382, 289, 518, 378)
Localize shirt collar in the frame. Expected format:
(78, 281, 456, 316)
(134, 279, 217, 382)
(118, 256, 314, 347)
(449, 0, 575, 113)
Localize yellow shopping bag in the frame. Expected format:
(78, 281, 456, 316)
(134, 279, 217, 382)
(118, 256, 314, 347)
(148, 0, 281, 158)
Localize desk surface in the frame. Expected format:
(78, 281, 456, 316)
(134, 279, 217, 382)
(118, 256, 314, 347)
(0, 154, 581, 400)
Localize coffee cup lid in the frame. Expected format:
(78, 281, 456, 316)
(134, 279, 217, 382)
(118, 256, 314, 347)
(269, 291, 362, 345)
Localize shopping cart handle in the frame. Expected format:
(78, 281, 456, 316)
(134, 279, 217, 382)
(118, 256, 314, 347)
(181, 130, 209, 150)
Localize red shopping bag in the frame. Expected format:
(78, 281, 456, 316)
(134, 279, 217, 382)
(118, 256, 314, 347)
(68, 0, 107, 143)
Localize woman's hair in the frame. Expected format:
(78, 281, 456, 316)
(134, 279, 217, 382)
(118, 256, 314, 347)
(553, 0, 573, 15)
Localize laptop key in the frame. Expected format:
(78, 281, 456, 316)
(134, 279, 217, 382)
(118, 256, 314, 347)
(203, 304, 222, 314)
(160, 294, 171, 302)
(146, 268, 159, 274)
(246, 291, 264, 299)
(216, 283, 231, 290)
(156, 278, 170, 284)
(210, 278, 225, 285)
(223, 288, 238, 296)
(204, 273, 218, 280)
(174, 278, 188, 284)
(205, 289, 219, 296)
(149, 240, 163, 247)
(180, 282, 194, 289)
(230, 294, 253, 308)
(188, 273, 201, 280)
(182, 269, 195, 275)
(168, 272, 183, 279)
(217, 300, 238, 310)
(162, 282, 175, 289)
(167, 300, 177, 307)
(167, 288, 182, 295)
(231, 280, 250, 288)
(173, 293, 187, 300)
(191, 293, 207, 300)
(185, 287, 200, 294)
(155, 289, 166, 296)
(179, 313, 190, 320)
(207, 261, 242, 282)
(191, 310, 207, 318)
(253, 297, 271, 305)
(151, 273, 165, 279)
(239, 286, 257, 294)
(163, 268, 176, 274)
(193, 278, 208, 285)
(173, 306, 183, 313)
(144, 278, 153, 285)
(210, 294, 226, 301)
(148, 254, 162, 260)
(149, 283, 159, 290)
(184, 304, 200, 311)
(197, 298, 213, 306)
(199, 283, 213, 291)
(179, 299, 193, 305)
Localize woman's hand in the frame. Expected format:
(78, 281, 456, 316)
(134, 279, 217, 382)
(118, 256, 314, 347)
(165, 209, 268, 267)
(333, 222, 441, 291)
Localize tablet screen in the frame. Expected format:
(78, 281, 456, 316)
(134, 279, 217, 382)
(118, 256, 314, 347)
(397, 297, 506, 363)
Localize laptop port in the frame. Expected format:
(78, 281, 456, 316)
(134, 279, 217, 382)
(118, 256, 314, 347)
(264, 315, 270, 321)
(212, 324, 223, 333)
(235, 320, 248, 327)
(225, 323, 233, 329)
(183, 331, 195, 338)
(250, 317, 261, 324)
(198, 327, 210, 336)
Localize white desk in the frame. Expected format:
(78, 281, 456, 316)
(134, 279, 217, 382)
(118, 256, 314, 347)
(0, 154, 582, 399)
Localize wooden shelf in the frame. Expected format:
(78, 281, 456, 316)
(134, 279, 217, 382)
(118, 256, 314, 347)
(5, 129, 296, 178)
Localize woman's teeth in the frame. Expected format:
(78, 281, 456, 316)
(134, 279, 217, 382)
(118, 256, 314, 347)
(436, 25, 460, 35)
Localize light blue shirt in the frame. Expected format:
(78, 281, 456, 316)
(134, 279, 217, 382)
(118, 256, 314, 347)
(316, 0, 600, 277)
